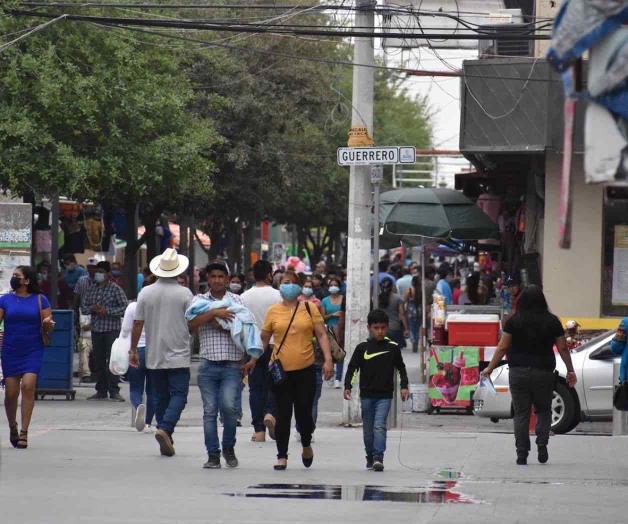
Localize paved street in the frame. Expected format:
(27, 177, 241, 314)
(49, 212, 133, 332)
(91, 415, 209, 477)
(1, 351, 626, 524)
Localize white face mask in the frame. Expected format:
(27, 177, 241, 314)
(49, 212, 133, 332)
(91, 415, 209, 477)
(94, 273, 106, 284)
(229, 283, 242, 293)
(329, 286, 340, 294)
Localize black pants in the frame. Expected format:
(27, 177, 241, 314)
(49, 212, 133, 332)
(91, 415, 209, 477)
(91, 331, 120, 396)
(272, 365, 315, 459)
(509, 367, 554, 455)
(249, 347, 276, 432)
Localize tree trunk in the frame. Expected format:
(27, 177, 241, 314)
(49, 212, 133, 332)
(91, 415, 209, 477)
(243, 219, 256, 270)
(187, 215, 196, 292)
(141, 210, 161, 263)
(208, 220, 222, 260)
(227, 220, 243, 274)
(124, 202, 139, 300)
(296, 226, 307, 258)
(179, 215, 189, 257)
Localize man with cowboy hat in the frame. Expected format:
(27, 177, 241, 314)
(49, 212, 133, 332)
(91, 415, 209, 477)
(129, 248, 193, 457)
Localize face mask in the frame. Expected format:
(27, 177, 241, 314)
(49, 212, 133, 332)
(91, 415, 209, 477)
(329, 286, 340, 294)
(112, 270, 121, 277)
(279, 283, 302, 301)
(229, 283, 242, 293)
(302, 287, 314, 297)
(94, 273, 106, 284)
(10, 276, 22, 291)
(67, 264, 76, 272)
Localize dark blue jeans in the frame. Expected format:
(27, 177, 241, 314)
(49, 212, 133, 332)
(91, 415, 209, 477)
(197, 359, 242, 455)
(249, 348, 275, 432)
(148, 368, 190, 434)
(127, 347, 155, 425)
(361, 397, 392, 460)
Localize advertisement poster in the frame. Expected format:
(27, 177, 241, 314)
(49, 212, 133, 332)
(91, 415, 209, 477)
(0, 203, 32, 295)
(612, 225, 628, 306)
(428, 346, 480, 408)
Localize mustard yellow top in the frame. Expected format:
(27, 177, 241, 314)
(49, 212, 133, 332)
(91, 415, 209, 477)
(263, 302, 323, 371)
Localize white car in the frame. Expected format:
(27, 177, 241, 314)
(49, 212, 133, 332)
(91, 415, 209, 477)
(473, 331, 617, 433)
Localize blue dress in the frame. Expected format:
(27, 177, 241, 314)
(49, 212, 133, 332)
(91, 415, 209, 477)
(0, 293, 49, 378)
(321, 296, 342, 328)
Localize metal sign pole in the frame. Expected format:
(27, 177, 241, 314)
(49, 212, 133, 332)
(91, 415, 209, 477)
(371, 165, 383, 310)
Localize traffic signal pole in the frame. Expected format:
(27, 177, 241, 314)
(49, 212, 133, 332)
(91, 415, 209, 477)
(342, 0, 375, 425)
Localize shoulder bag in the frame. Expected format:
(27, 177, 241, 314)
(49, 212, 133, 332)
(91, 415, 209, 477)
(304, 301, 346, 363)
(38, 294, 54, 346)
(613, 381, 628, 411)
(268, 303, 300, 386)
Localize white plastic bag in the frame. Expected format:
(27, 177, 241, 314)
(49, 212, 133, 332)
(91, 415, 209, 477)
(109, 336, 130, 376)
(478, 376, 497, 397)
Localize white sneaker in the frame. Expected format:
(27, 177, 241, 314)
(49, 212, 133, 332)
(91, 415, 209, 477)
(334, 380, 342, 389)
(143, 425, 154, 433)
(135, 404, 146, 432)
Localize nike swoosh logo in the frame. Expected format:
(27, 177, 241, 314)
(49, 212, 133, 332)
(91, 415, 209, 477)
(364, 351, 388, 360)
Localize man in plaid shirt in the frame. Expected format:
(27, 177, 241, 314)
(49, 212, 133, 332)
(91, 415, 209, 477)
(81, 261, 128, 401)
(189, 262, 255, 469)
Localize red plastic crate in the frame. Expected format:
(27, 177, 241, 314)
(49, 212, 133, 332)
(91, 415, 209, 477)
(447, 321, 500, 346)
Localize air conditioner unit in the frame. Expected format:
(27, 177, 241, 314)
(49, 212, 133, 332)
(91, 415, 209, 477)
(478, 23, 534, 58)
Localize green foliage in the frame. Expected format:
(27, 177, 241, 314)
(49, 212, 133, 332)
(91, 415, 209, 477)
(0, 4, 431, 260)
(0, 14, 217, 209)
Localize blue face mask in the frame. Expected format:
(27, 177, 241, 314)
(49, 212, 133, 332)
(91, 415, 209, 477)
(280, 283, 302, 301)
(302, 287, 314, 297)
(329, 286, 340, 294)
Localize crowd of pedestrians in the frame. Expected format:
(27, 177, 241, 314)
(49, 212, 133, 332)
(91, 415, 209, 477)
(2, 247, 611, 469)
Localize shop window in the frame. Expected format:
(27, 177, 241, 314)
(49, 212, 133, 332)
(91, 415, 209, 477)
(602, 186, 628, 317)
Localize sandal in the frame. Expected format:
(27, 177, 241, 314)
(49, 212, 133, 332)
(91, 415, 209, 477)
(9, 423, 19, 448)
(16, 430, 28, 449)
(274, 458, 287, 471)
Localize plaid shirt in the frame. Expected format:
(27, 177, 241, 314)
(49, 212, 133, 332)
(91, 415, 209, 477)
(80, 281, 128, 333)
(198, 291, 244, 362)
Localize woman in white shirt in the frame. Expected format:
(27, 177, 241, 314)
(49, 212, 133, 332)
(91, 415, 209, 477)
(121, 276, 155, 432)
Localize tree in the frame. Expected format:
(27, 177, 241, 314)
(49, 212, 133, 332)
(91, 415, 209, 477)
(0, 14, 219, 295)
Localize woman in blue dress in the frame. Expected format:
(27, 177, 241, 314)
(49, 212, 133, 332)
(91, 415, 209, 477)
(0, 266, 53, 449)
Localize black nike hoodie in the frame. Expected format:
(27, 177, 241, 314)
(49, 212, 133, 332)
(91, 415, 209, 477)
(344, 338, 409, 399)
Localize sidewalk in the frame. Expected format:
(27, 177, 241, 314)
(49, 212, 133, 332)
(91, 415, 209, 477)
(1, 419, 627, 523)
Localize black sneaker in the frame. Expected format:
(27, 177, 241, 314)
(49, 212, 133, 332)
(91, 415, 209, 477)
(109, 393, 126, 402)
(373, 457, 384, 472)
(366, 456, 374, 470)
(222, 448, 239, 468)
(516, 453, 528, 466)
(538, 445, 549, 464)
(86, 393, 107, 400)
(203, 454, 221, 469)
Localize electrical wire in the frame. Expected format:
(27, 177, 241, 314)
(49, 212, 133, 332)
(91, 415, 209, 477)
(87, 22, 560, 85)
(6, 9, 553, 40)
(0, 14, 66, 52)
(463, 57, 540, 120)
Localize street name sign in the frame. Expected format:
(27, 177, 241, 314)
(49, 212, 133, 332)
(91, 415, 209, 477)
(337, 146, 416, 166)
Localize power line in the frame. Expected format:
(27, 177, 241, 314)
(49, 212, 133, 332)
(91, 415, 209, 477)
(0, 14, 66, 52)
(7, 9, 552, 40)
(88, 22, 560, 85)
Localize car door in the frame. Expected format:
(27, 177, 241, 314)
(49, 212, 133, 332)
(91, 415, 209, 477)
(581, 338, 617, 415)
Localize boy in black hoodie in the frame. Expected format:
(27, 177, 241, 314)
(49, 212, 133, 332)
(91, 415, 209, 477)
(344, 309, 409, 471)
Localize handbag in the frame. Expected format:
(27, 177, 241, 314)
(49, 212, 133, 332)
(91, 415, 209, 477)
(613, 381, 628, 411)
(38, 294, 54, 346)
(304, 302, 346, 363)
(268, 303, 300, 386)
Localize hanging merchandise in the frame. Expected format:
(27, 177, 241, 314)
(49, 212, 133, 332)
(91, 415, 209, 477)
(84, 216, 104, 251)
(548, 1, 628, 186)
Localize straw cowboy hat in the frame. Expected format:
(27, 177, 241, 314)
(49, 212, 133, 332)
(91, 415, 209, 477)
(149, 248, 189, 278)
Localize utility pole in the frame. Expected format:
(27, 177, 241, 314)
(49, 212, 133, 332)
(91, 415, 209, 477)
(343, 0, 375, 425)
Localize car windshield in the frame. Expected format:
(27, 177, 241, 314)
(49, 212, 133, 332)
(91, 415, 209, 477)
(572, 330, 615, 353)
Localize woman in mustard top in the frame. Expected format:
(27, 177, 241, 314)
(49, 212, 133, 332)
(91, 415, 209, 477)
(262, 271, 333, 470)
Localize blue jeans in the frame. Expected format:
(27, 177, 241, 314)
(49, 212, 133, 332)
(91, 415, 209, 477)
(335, 360, 344, 381)
(197, 359, 242, 455)
(127, 347, 155, 425)
(361, 397, 392, 459)
(248, 348, 275, 432)
(148, 367, 190, 434)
